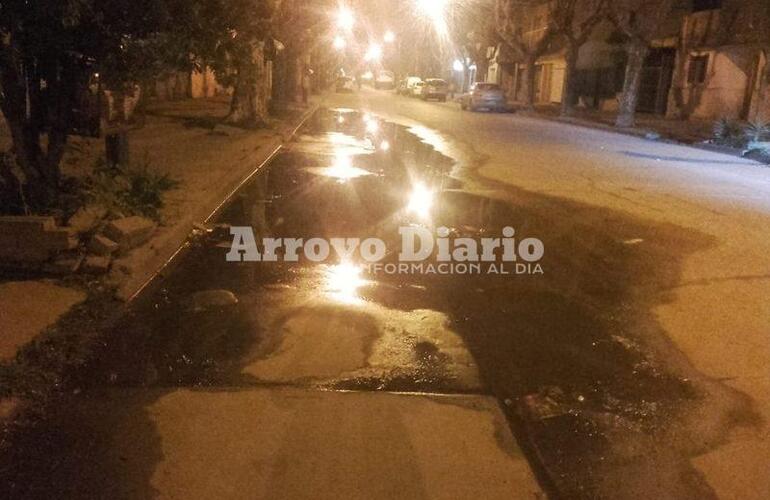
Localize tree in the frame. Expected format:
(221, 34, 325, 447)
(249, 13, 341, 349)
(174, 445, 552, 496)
(451, 0, 497, 85)
(551, 0, 607, 116)
(0, 0, 178, 211)
(495, 0, 558, 110)
(609, 0, 681, 127)
(270, 0, 334, 104)
(195, 0, 278, 128)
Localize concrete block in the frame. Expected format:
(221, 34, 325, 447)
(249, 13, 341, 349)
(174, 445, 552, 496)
(0, 216, 56, 235)
(47, 228, 80, 251)
(104, 216, 156, 251)
(89, 235, 119, 256)
(0, 216, 79, 263)
(45, 253, 86, 275)
(82, 255, 111, 274)
(68, 206, 107, 235)
(0, 244, 50, 263)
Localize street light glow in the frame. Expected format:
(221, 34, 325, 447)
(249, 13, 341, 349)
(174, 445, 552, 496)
(415, 0, 448, 35)
(453, 59, 464, 72)
(384, 30, 395, 43)
(336, 6, 354, 30)
(326, 262, 368, 305)
(408, 182, 434, 218)
(333, 35, 346, 51)
(364, 43, 383, 62)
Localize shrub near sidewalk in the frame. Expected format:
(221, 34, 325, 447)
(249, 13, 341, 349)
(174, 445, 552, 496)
(84, 157, 179, 222)
(712, 118, 746, 149)
(743, 120, 770, 163)
(712, 118, 770, 163)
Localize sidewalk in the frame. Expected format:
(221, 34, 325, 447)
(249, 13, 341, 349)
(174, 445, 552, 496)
(528, 103, 716, 145)
(0, 95, 320, 423)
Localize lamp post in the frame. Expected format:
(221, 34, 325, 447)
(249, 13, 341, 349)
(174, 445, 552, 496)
(336, 7, 354, 31)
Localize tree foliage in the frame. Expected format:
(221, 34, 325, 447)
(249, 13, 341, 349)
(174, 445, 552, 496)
(0, 0, 180, 211)
(0, 0, 299, 211)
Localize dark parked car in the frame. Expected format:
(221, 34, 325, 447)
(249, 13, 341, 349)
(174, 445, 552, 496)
(460, 82, 507, 112)
(421, 79, 448, 102)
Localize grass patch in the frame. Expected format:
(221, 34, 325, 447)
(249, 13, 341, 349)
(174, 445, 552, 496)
(84, 157, 179, 221)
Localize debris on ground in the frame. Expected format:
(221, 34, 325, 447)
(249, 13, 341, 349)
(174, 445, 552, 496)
(103, 216, 156, 251)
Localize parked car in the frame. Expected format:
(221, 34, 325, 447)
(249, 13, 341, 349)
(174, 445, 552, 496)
(421, 78, 448, 102)
(361, 71, 375, 85)
(336, 76, 356, 93)
(400, 76, 422, 96)
(411, 81, 426, 98)
(460, 82, 507, 112)
(375, 70, 396, 90)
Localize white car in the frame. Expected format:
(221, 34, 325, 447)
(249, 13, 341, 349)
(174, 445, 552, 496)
(411, 81, 426, 98)
(400, 76, 422, 96)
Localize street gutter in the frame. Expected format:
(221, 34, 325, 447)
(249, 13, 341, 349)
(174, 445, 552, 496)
(512, 109, 767, 165)
(0, 98, 323, 433)
(122, 99, 322, 303)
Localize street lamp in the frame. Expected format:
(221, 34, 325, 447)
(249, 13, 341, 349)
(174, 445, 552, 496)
(415, 0, 448, 35)
(384, 30, 395, 43)
(365, 43, 383, 62)
(336, 6, 354, 30)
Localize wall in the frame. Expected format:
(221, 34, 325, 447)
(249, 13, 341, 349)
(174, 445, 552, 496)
(669, 45, 755, 120)
(190, 67, 224, 99)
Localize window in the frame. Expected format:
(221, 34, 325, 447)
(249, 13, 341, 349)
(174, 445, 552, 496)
(692, 0, 722, 12)
(688, 54, 709, 85)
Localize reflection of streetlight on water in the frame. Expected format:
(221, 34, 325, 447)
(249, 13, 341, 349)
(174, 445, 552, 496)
(326, 263, 368, 304)
(407, 181, 434, 218)
(363, 113, 379, 134)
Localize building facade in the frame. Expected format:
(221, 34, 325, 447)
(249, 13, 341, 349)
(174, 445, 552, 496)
(489, 0, 770, 122)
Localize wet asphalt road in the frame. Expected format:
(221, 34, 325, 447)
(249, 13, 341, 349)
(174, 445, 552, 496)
(0, 93, 766, 499)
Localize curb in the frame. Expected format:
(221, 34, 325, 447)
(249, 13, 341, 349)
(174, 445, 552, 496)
(0, 98, 323, 434)
(513, 110, 767, 164)
(120, 99, 322, 303)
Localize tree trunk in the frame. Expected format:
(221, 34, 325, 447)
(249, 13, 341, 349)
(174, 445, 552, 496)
(616, 41, 649, 128)
(475, 58, 490, 83)
(523, 54, 537, 110)
(560, 43, 579, 117)
(0, 46, 74, 211)
(227, 44, 270, 128)
(0, 152, 26, 214)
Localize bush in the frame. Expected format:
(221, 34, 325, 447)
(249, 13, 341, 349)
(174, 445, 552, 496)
(84, 157, 178, 220)
(712, 118, 745, 148)
(744, 120, 770, 143)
